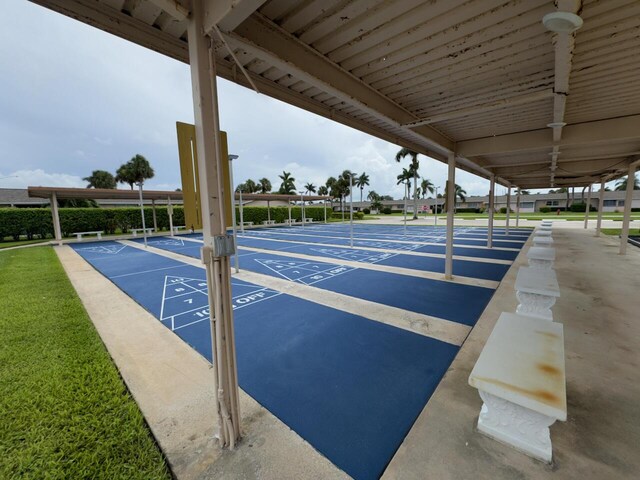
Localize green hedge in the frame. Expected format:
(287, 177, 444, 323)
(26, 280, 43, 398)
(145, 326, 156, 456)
(0, 207, 185, 241)
(456, 207, 481, 213)
(236, 206, 329, 224)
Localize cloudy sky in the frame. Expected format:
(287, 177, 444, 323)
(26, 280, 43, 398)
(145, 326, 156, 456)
(0, 1, 508, 199)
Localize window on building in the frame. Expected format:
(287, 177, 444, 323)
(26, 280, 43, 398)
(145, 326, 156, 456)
(603, 200, 616, 207)
(521, 202, 534, 208)
(618, 200, 625, 206)
(545, 200, 559, 206)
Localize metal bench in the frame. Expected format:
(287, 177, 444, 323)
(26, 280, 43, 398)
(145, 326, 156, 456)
(262, 220, 276, 225)
(469, 312, 566, 463)
(131, 228, 154, 237)
(535, 229, 552, 237)
(515, 266, 560, 320)
(241, 221, 254, 227)
(73, 231, 102, 241)
(285, 219, 298, 225)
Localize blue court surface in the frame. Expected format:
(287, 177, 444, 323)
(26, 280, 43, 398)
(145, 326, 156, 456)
(70, 241, 459, 480)
(138, 237, 495, 326)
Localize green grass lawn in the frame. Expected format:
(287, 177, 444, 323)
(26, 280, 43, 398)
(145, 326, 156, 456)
(601, 228, 640, 236)
(0, 238, 50, 249)
(0, 247, 171, 479)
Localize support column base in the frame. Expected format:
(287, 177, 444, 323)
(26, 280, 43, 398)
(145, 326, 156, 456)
(516, 291, 555, 320)
(478, 391, 556, 463)
(527, 258, 554, 270)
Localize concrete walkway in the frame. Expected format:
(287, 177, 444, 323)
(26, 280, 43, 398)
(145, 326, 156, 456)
(382, 228, 640, 479)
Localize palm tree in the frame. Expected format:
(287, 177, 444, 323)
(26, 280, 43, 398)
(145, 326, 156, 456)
(304, 182, 316, 194)
(83, 170, 116, 189)
(396, 168, 412, 206)
(258, 178, 272, 194)
(420, 178, 435, 198)
(615, 173, 640, 191)
(244, 179, 258, 193)
(395, 147, 421, 219)
(317, 185, 328, 196)
(443, 183, 466, 213)
(356, 172, 370, 202)
(278, 171, 296, 194)
(116, 154, 154, 190)
(367, 190, 380, 202)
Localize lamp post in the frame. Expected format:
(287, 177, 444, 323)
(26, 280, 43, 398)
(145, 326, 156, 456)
(228, 154, 239, 273)
(137, 181, 148, 248)
(349, 173, 354, 248)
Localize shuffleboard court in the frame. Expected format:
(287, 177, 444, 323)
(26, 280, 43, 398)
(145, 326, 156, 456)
(141, 238, 496, 326)
(70, 241, 459, 480)
(183, 231, 522, 261)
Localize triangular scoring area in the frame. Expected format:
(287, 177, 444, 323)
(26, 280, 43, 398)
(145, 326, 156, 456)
(253, 258, 356, 285)
(76, 244, 126, 255)
(309, 248, 397, 264)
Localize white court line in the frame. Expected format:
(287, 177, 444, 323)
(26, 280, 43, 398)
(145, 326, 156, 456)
(110, 263, 191, 279)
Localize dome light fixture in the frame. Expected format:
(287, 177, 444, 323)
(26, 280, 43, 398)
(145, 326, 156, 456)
(542, 12, 583, 33)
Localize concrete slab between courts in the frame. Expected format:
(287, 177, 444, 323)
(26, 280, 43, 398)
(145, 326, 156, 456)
(55, 245, 348, 480)
(382, 228, 640, 479)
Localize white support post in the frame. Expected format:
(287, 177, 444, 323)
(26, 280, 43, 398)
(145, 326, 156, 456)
(595, 179, 605, 237)
(324, 199, 327, 223)
(138, 183, 148, 248)
(505, 187, 511, 235)
(488, 175, 495, 248)
(301, 193, 305, 229)
(168, 196, 174, 237)
(403, 185, 407, 236)
(151, 199, 158, 232)
(239, 189, 244, 234)
(516, 188, 521, 227)
(288, 203, 292, 225)
(620, 163, 636, 255)
(341, 195, 345, 222)
(267, 200, 271, 223)
(187, 0, 241, 448)
(584, 184, 592, 229)
(445, 152, 456, 279)
(50, 193, 62, 244)
(349, 174, 354, 248)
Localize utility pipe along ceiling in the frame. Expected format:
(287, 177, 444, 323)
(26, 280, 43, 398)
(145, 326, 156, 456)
(30, 0, 640, 189)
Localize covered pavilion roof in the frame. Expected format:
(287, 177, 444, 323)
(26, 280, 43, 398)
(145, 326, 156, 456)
(27, 186, 185, 201)
(30, 0, 640, 189)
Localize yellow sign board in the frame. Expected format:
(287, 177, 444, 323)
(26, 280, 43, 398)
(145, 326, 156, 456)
(176, 122, 232, 229)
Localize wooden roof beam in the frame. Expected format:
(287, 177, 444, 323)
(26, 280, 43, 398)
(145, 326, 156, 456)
(203, 0, 267, 33)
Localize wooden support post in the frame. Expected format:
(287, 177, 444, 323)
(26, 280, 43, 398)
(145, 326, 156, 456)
(445, 152, 456, 279)
(620, 164, 636, 255)
(488, 176, 495, 248)
(50, 192, 62, 244)
(187, 0, 241, 447)
(505, 187, 511, 235)
(595, 180, 605, 237)
(583, 184, 592, 229)
(516, 188, 521, 227)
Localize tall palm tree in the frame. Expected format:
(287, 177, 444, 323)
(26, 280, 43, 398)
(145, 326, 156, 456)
(244, 179, 258, 193)
(443, 183, 466, 213)
(258, 177, 272, 194)
(278, 171, 296, 194)
(116, 154, 154, 190)
(356, 172, 370, 202)
(83, 170, 116, 189)
(396, 168, 412, 207)
(317, 185, 328, 196)
(395, 147, 421, 219)
(420, 178, 435, 198)
(615, 173, 640, 191)
(367, 190, 379, 202)
(304, 182, 316, 194)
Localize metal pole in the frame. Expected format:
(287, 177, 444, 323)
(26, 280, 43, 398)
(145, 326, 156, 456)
(267, 200, 271, 223)
(445, 152, 456, 279)
(300, 192, 305, 229)
(341, 195, 345, 222)
(168, 196, 174, 237)
(288, 203, 292, 225)
(324, 199, 327, 223)
(505, 187, 511, 235)
(584, 184, 592, 229)
(349, 174, 354, 248)
(434, 186, 438, 227)
(50, 192, 62, 244)
(239, 189, 244, 234)
(403, 184, 407, 236)
(138, 182, 147, 247)
(516, 188, 521, 227)
(228, 156, 239, 273)
(620, 163, 636, 255)
(487, 176, 495, 248)
(595, 179, 605, 237)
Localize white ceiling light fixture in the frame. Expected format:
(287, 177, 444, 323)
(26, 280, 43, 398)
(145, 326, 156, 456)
(542, 12, 583, 33)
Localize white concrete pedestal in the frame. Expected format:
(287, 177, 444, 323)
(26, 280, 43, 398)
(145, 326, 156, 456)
(478, 391, 556, 463)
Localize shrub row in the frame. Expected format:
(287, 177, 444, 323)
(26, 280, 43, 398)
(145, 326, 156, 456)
(0, 207, 185, 241)
(236, 206, 329, 225)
